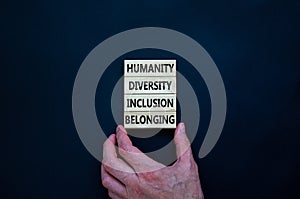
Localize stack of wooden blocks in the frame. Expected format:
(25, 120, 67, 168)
(124, 60, 177, 129)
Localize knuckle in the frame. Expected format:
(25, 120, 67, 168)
(119, 146, 134, 155)
(123, 173, 136, 185)
(108, 191, 114, 198)
(118, 148, 127, 157)
(120, 143, 130, 151)
(121, 174, 131, 183)
(102, 177, 110, 188)
(102, 160, 111, 168)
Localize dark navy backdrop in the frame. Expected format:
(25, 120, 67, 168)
(1, 0, 300, 198)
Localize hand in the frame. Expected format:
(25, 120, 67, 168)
(101, 123, 204, 199)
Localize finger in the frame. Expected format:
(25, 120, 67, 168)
(174, 123, 193, 163)
(103, 134, 117, 161)
(108, 191, 124, 199)
(101, 165, 127, 198)
(102, 134, 135, 184)
(116, 125, 165, 173)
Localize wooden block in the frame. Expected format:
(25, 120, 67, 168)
(124, 60, 176, 77)
(124, 94, 176, 112)
(124, 111, 176, 129)
(124, 77, 176, 94)
(124, 60, 177, 129)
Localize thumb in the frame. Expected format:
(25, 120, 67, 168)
(174, 123, 193, 162)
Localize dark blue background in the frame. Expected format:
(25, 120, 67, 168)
(1, 0, 300, 198)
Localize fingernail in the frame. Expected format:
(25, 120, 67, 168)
(179, 122, 185, 133)
(109, 134, 115, 139)
(116, 125, 127, 134)
(108, 134, 116, 143)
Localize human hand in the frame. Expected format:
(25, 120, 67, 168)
(101, 123, 204, 199)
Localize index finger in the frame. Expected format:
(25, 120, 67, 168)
(116, 125, 165, 173)
(103, 134, 117, 161)
(102, 134, 135, 184)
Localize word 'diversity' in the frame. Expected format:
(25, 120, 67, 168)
(124, 60, 176, 128)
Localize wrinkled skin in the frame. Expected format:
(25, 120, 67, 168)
(101, 123, 204, 199)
